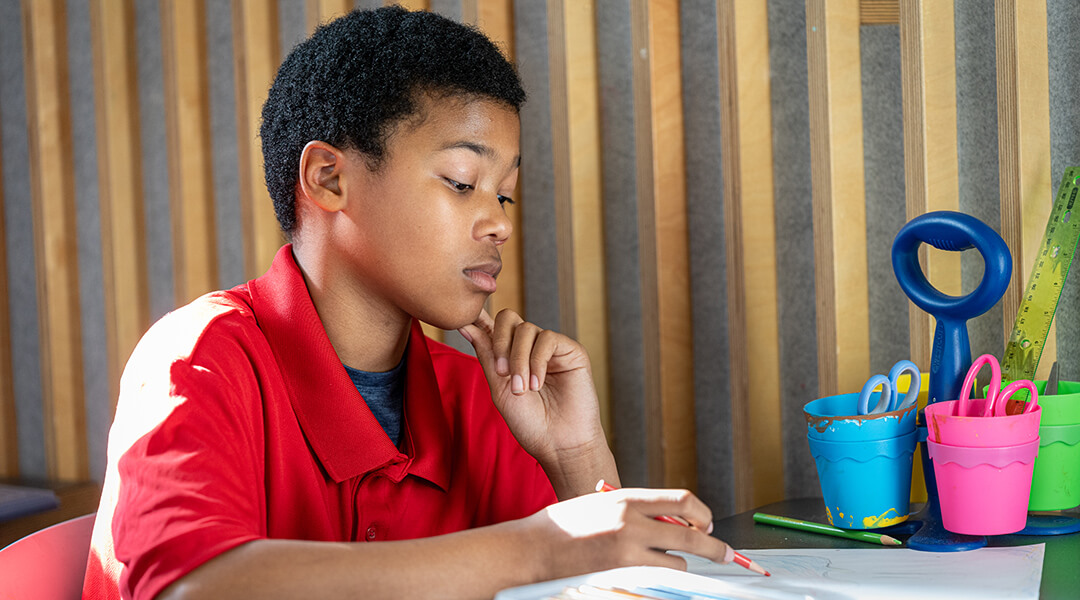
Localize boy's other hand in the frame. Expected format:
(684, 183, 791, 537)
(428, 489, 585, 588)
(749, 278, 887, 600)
(459, 309, 608, 478)
(526, 486, 732, 580)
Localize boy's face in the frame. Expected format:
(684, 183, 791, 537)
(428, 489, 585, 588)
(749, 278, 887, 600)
(333, 95, 520, 330)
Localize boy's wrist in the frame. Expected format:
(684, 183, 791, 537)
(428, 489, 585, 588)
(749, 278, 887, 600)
(537, 437, 618, 500)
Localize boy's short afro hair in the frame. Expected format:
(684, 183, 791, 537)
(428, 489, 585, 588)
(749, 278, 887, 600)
(260, 5, 526, 233)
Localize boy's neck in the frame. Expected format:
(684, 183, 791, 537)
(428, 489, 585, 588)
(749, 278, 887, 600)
(290, 244, 410, 372)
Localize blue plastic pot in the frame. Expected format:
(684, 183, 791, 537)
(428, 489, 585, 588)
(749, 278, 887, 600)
(808, 429, 917, 529)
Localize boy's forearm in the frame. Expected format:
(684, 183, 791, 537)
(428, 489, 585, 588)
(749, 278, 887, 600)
(158, 519, 545, 600)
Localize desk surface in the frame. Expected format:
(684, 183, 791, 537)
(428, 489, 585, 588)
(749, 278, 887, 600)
(713, 498, 1080, 599)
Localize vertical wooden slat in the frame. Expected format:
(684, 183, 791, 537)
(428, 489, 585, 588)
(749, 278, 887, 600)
(632, 0, 695, 489)
(548, 0, 611, 438)
(91, 0, 149, 410)
(0, 135, 17, 477)
(396, 0, 429, 11)
(233, 1, 283, 282)
(718, 0, 782, 511)
(161, 0, 218, 305)
(806, 0, 871, 397)
(22, 0, 88, 480)
(307, 0, 353, 31)
(996, 0, 1055, 379)
(901, 0, 960, 374)
(860, 0, 899, 25)
(468, 0, 524, 323)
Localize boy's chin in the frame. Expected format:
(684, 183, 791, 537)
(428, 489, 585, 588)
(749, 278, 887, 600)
(423, 305, 487, 332)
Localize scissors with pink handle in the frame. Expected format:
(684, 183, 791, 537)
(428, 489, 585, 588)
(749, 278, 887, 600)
(958, 354, 1039, 417)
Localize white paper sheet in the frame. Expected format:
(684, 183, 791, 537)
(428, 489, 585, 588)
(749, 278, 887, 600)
(495, 545, 1044, 600)
(680, 545, 1044, 600)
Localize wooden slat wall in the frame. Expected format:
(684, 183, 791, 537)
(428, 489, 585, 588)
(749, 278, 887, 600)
(396, 0, 430, 11)
(717, 0, 782, 511)
(548, 0, 576, 340)
(806, 0, 871, 398)
(233, 1, 284, 281)
(996, 0, 1056, 380)
(632, 0, 696, 489)
(161, 0, 218, 306)
(548, 0, 611, 433)
(90, 0, 149, 409)
(21, 0, 88, 481)
(861, 0, 899, 25)
(307, 0, 353, 30)
(900, 0, 961, 374)
(1, 0, 1077, 521)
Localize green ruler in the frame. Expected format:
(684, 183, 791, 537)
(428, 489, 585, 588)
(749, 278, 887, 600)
(1002, 166, 1080, 382)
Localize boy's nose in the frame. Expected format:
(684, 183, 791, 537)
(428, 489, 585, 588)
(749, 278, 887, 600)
(478, 195, 513, 244)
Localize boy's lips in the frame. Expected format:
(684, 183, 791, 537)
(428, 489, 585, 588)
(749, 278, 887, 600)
(464, 260, 501, 293)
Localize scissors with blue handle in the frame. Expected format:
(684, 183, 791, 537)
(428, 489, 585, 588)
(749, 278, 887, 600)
(957, 354, 1039, 417)
(857, 360, 921, 415)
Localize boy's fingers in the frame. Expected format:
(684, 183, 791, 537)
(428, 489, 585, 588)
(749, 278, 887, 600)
(617, 489, 715, 534)
(459, 310, 496, 369)
(472, 308, 495, 336)
(508, 322, 542, 394)
(492, 309, 525, 377)
(458, 323, 494, 368)
(628, 510, 730, 568)
(528, 330, 560, 391)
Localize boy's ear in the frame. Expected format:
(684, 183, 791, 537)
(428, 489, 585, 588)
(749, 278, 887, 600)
(298, 140, 348, 212)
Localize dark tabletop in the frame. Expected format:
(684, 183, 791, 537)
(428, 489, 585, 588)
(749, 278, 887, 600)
(711, 497, 1080, 599)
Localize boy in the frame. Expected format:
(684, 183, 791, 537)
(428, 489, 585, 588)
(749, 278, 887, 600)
(83, 7, 731, 599)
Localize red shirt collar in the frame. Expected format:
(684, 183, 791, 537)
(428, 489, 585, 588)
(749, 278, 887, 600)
(248, 245, 452, 489)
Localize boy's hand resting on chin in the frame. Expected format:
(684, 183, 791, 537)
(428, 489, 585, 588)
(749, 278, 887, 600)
(459, 308, 614, 498)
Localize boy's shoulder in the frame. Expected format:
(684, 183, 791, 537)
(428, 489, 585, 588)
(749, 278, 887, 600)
(131, 284, 262, 368)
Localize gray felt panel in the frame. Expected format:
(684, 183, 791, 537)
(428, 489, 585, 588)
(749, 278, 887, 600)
(429, 0, 461, 22)
(1048, 0, 1080, 382)
(136, 0, 175, 321)
(768, 0, 819, 500)
(513, 0, 560, 332)
(279, 0, 308, 59)
(596, 0, 646, 488)
(955, 0, 1003, 361)
(860, 25, 908, 376)
(680, 0, 733, 516)
(1, 0, 46, 478)
(67, 0, 109, 481)
(207, 0, 245, 291)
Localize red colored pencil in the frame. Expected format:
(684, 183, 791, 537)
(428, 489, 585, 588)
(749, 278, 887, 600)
(596, 480, 770, 577)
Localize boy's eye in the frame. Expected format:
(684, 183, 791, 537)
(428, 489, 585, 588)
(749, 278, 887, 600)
(497, 195, 515, 206)
(446, 178, 474, 192)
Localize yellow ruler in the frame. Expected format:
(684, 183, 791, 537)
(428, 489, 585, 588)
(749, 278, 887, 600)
(1002, 166, 1080, 382)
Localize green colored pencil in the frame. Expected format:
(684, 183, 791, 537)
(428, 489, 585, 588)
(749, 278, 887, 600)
(752, 512, 902, 546)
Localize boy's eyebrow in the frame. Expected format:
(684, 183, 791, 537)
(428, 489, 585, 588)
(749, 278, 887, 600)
(440, 141, 521, 168)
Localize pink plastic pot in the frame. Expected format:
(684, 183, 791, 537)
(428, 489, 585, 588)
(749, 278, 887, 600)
(924, 399, 1041, 448)
(928, 438, 1039, 535)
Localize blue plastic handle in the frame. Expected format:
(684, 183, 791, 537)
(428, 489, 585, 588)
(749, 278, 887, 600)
(856, 360, 921, 414)
(891, 212, 1011, 406)
(857, 374, 894, 414)
(889, 360, 921, 411)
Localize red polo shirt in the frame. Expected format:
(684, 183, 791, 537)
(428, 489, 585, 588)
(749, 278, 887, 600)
(83, 245, 557, 600)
